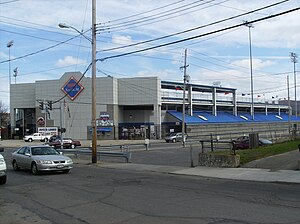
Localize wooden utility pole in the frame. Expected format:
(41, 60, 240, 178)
(181, 49, 189, 147)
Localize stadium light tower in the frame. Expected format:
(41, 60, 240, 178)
(7, 40, 14, 91)
(244, 21, 254, 120)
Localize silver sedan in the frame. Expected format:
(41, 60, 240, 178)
(11, 145, 73, 175)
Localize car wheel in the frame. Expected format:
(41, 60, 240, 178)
(172, 138, 176, 143)
(0, 175, 6, 185)
(71, 144, 75, 149)
(31, 163, 39, 175)
(28, 138, 33, 142)
(63, 169, 70, 174)
(12, 160, 20, 171)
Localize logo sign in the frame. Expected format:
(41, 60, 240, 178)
(97, 112, 114, 126)
(61, 76, 84, 101)
(36, 117, 45, 126)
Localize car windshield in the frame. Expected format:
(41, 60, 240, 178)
(167, 133, 177, 137)
(31, 147, 60, 156)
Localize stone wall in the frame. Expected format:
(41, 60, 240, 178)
(198, 153, 240, 168)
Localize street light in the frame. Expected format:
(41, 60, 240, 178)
(244, 21, 254, 120)
(7, 40, 14, 91)
(290, 52, 298, 116)
(59, 0, 97, 163)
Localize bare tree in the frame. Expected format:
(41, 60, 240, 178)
(0, 101, 9, 128)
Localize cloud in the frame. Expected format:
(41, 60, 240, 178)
(56, 56, 86, 67)
(111, 34, 133, 45)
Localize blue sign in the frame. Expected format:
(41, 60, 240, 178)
(61, 76, 84, 101)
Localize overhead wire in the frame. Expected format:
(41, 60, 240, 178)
(98, 0, 289, 53)
(97, 7, 300, 62)
(0, 29, 90, 64)
(98, 0, 186, 24)
(97, 0, 218, 32)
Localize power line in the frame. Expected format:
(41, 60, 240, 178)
(0, 0, 19, 4)
(98, 0, 186, 24)
(98, 0, 217, 32)
(97, 7, 300, 62)
(98, 0, 288, 53)
(0, 31, 90, 64)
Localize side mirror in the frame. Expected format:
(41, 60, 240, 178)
(25, 152, 31, 157)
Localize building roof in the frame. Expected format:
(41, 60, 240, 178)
(167, 111, 300, 124)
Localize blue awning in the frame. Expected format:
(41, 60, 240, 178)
(89, 127, 113, 132)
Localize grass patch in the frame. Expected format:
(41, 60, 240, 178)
(213, 140, 300, 165)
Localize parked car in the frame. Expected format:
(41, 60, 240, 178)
(0, 148, 7, 185)
(233, 135, 249, 143)
(165, 132, 187, 143)
(11, 145, 73, 175)
(233, 138, 272, 150)
(48, 138, 81, 149)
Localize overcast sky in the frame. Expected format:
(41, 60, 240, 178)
(0, 0, 299, 107)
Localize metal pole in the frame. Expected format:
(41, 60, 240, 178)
(60, 101, 64, 150)
(244, 21, 254, 120)
(288, 75, 291, 138)
(290, 52, 298, 116)
(181, 49, 188, 147)
(294, 61, 297, 116)
(44, 100, 47, 130)
(91, 0, 97, 163)
(8, 48, 11, 88)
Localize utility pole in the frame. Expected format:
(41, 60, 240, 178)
(290, 52, 298, 116)
(180, 49, 189, 147)
(287, 75, 291, 137)
(91, 0, 97, 163)
(60, 101, 64, 150)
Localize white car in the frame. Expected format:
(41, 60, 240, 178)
(11, 145, 73, 175)
(0, 148, 7, 185)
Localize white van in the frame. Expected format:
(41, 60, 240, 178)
(0, 148, 7, 185)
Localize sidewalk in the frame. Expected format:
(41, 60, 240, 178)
(73, 157, 300, 184)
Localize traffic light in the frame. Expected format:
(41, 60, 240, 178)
(59, 128, 66, 133)
(39, 101, 44, 110)
(47, 101, 52, 110)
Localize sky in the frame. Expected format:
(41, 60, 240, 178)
(0, 0, 300, 108)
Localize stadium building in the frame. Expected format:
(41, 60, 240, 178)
(10, 71, 300, 140)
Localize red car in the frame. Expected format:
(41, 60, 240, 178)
(48, 138, 81, 149)
(233, 138, 272, 150)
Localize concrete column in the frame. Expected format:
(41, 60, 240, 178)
(265, 105, 268, 116)
(188, 85, 193, 116)
(154, 104, 162, 139)
(212, 87, 217, 116)
(233, 90, 237, 116)
(113, 104, 119, 139)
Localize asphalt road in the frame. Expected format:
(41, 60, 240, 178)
(1, 156, 300, 224)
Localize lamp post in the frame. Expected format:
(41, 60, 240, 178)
(7, 40, 14, 92)
(244, 21, 254, 120)
(290, 52, 298, 116)
(59, 0, 97, 163)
